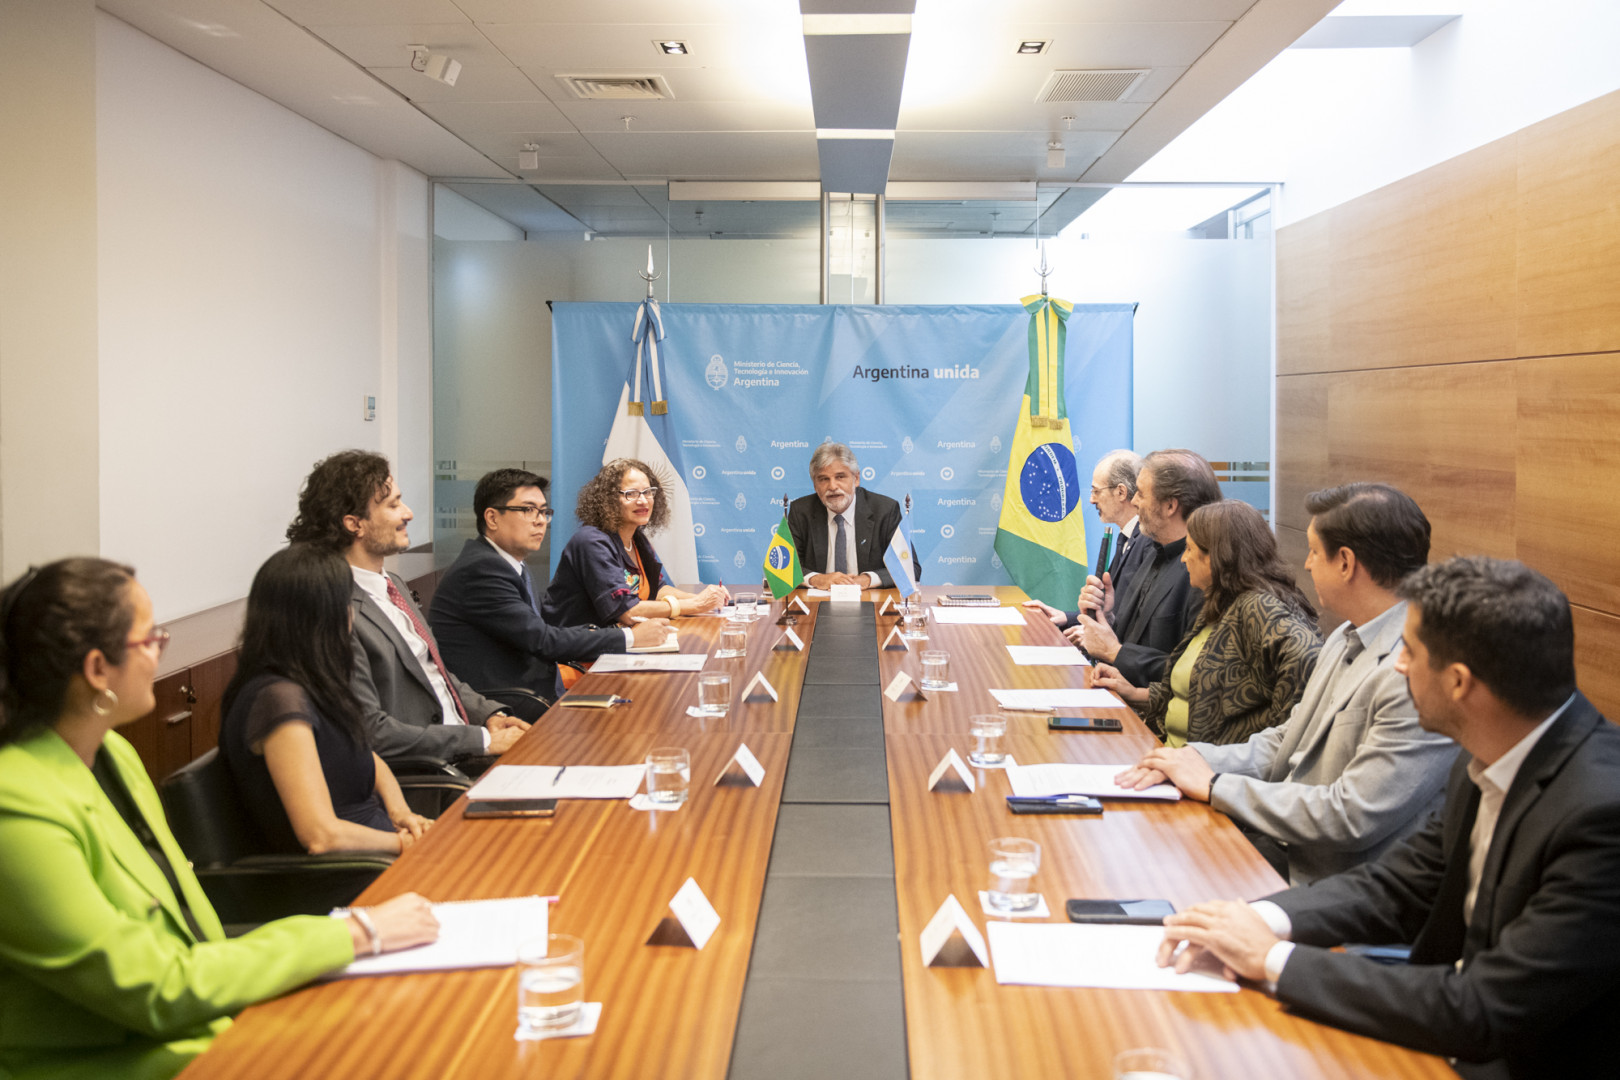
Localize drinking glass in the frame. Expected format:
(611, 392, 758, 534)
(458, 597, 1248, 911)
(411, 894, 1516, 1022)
(733, 590, 760, 621)
(968, 714, 1007, 766)
(920, 650, 950, 690)
(986, 837, 1041, 912)
(902, 602, 929, 641)
(716, 619, 749, 658)
(516, 934, 584, 1036)
(1112, 1047, 1190, 1080)
(697, 671, 731, 717)
(645, 747, 691, 805)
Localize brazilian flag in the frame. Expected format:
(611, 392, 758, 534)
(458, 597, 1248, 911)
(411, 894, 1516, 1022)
(993, 294, 1088, 608)
(762, 515, 803, 599)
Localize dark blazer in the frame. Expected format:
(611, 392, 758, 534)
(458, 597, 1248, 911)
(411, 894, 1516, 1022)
(1140, 589, 1322, 745)
(1109, 536, 1203, 686)
(1269, 694, 1620, 1079)
(350, 572, 505, 762)
(431, 537, 627, 699)
(1061, 525, 1153, 628)
(786, 487, 919, 589)
(542, 526, 671, 628)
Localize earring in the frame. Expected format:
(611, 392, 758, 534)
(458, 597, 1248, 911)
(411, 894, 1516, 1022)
(90, 688, 119, 717)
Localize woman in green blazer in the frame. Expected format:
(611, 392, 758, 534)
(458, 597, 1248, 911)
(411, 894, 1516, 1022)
(0, 559, 439, 1080)
(1095, 501, 1322, 747)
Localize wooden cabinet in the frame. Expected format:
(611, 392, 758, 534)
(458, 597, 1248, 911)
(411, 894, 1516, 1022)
(124, 669, 196, 783)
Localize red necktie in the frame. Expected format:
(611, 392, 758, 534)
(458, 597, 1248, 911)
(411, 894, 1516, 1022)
(384, 577, 469, 724)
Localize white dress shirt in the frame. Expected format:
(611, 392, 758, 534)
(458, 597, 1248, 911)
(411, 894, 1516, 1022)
(351, 564, 488, 749)
(1254, 693, 1575, 983)
(824, 506, 879, 588)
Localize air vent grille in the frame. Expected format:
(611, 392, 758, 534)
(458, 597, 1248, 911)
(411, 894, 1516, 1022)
(556, 74, 674, 101)
(1035, 69, 1149, 103)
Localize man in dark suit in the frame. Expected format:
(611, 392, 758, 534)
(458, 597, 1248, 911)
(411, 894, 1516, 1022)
(1023, 448, 1147, 628)
(787, 442, 920, 590)
(287, 450, 529, 767)
(1156, 557, 1620, 1080)
(428, 469, 669, 712)
(1073, 448, 1219, 685)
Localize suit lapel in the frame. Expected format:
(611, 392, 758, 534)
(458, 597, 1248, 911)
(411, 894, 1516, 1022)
(1118, 547, 1175, 638)
(355, 581, 437, 696)
(1277, 632, 1376, 775)
(1411, 770, 1480, 966)
(855, 488, 876, 558)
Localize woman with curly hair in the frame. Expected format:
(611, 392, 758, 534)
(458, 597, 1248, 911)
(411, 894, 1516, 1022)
(542, 458, 728, 628)
(1093, 500, 1322, 746)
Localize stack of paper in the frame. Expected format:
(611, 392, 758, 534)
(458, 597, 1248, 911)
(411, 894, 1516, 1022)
(590, 653, 706, 673)
(988, 687, 1119, 710)
(329, 895, 549, 978)
(1004, 646, 1091, 667)
(468, 764, 646, 801)
(1005, 762, 1180, 801)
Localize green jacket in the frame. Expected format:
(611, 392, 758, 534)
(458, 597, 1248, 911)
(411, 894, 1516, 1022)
(0, 729, 353, 1080)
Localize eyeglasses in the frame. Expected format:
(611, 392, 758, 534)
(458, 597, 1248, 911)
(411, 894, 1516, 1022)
(619, 488, 661, 503)
(128, 628, 171, 657)
(495, 505, 555, 522)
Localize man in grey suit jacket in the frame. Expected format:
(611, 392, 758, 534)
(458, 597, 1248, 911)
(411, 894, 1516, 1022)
(288, 450, 529, 767)
(1118, 483, 1455, 883)
(1156, 558, 1619, 1080)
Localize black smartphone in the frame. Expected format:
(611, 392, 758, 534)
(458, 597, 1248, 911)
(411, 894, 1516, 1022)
(1065, 899, 1176, 925)
(463, 798, 557, 819)
(1047, 716, 1123, 732)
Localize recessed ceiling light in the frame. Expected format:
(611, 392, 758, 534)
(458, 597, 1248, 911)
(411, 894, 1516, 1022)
(656, 41, 688, 55)
(1018, 40, 1049, 55)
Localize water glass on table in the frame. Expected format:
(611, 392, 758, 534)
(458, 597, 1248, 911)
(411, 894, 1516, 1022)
(986, 837, 1041, 912)
(902, 603, 929, 641)
(733, 590, 760, 621)
(968, 714, 1006, 766)
(517, 934, 584, 1036)
(1113, 1047, 1190, 1080)
(645, 747, 691, 806)
(716, 618, 749, 658)
(920, 650, 950, 690)
(697, 671, 732, 717)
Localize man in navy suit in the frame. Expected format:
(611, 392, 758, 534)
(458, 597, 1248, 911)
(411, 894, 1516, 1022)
(1156, 557, 1620, 1080)
(787, 442, 920, 590)
(428, 469, 670, 711)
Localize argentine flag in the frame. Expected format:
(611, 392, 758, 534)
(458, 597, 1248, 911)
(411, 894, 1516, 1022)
(603, 298, 699, 584)
(883, 503, 919, 597)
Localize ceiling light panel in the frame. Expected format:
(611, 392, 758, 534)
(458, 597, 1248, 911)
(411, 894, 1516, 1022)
(802, 14, 914, 36)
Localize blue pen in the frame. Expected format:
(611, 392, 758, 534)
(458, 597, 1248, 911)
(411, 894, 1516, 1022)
(553, 766, 566, 784)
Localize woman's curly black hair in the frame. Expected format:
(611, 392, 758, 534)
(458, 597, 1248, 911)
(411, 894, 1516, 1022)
(575, 458, 671, 534)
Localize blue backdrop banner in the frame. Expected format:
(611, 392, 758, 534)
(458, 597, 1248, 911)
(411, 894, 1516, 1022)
(551, 302, 1133, 589)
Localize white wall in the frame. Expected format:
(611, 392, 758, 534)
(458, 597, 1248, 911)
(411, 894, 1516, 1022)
(1133, 0, 1620, 225)
(96, 13, 433, 620)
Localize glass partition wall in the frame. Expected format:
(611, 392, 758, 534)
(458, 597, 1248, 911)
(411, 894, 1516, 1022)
(432, 181, 1277, 587)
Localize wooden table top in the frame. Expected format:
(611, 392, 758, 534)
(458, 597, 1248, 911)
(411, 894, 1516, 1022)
(183, 586, 1454, 1080)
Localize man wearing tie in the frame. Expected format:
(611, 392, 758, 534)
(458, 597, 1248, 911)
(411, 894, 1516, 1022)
(1024, 449, 1147, 627)
(787, 442, 919, 590)
(428, 469, 668, 713)
(1156, 557, 1620, 1080)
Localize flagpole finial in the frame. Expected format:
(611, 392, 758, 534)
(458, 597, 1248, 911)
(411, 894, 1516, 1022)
(1034, 240, 1053, 298)
(638, 243, 663, 298)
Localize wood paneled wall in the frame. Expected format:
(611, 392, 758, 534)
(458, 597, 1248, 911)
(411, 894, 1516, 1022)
(1276, 88, 1620, 720)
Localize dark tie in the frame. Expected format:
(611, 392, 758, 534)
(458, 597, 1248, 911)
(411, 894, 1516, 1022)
(521, 565, 540, 614)
(384, 576, 470, 723)
(834, 513, 849, 574)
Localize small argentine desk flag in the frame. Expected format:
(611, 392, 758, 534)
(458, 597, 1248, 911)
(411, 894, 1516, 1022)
(884, 497, 919, 597)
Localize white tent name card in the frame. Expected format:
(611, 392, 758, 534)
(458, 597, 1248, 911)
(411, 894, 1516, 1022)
(714, 742, 766, 787)
(741, 671, 779, 703)
(882, 623, 910, 651)
(927, 748, 976, 793)
(829, 583, 862, 603)
(773, 627, 804, 651)
(877, 595, 896, 615)
(920, 894, 988, 969)
(789, 594, 811, 614)
(647, 877, 721, 950)
(883, 670, 921, 702)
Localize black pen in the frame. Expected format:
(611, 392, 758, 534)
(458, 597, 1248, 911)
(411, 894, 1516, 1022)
(553, 766, 567, 784)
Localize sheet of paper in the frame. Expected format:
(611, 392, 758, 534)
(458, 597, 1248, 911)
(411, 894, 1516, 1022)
(1005, 762, 1180, 802)
(989, 687, 1120, 710)
(626, 638, 680, 654)
(1005, 645, 1091, 667)
(805, 588, 831, 598)
(669, 878, 721, 950)
(468, 764, 647, 801)
(329, 895, 548, 978)
(590, 653, 707, 673)
(987, 922, 1237, 992)
(514, 1001, 602, 1041)
(930, 605, 1027, 625)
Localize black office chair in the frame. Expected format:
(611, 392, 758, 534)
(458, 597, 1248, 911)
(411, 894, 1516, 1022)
(382, 755, 475, 817)
(480, 685, 554, 723)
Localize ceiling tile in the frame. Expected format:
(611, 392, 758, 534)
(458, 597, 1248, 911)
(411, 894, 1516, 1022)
(264, 0, 469, 26)
(584, 131, 819, 180)
(307, 22, 501, 68)
(890, 130, 1119, 181)
(454, 0, 779, 24)
(551, 99, 814, 133)
(370, 63, 546, 105)
(416, 99, 577, 133)
(482, 21, 806, 78)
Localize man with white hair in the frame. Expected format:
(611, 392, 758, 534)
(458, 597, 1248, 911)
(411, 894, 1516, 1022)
(787, 442, 919, 590)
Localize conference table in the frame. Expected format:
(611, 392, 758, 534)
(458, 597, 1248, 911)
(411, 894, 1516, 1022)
(181, 586, 1455, 1080)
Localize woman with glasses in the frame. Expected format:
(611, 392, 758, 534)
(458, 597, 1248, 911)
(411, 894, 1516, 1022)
(221, 545, 432, 855)
(543, 457, 728, 630)
(1092, 500, 1323, 747)
(0, 558, 437, 1080)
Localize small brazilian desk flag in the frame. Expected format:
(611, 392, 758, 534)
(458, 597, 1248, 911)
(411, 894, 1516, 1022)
(763, 515, 803, 599)
(993, 294, 1089, 608)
